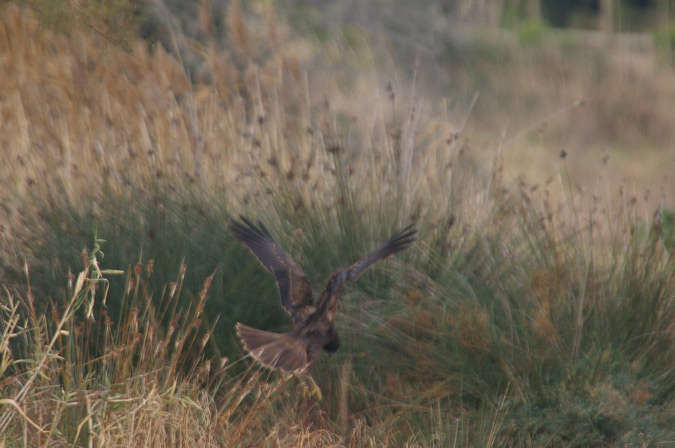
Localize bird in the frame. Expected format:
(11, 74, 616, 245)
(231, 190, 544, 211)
(230, 216, 417, 399)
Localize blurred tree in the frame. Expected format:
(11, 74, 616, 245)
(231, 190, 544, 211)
(600, 0, 614, 32)
(541, 0, 596, 27)
(540, 0, 670, 29)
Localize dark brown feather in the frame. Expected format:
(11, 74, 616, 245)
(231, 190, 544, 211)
(229, 217, 315, 328)
(313, 225, 418, 326)
(347, 225, 417, 281)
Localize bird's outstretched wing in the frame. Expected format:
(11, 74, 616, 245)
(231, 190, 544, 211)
(346, 225, 417, 281)
(315, 225, 418, 325)
(230, 217, 315, 328)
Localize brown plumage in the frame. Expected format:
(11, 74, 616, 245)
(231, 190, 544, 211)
(230, 217, 417, 380)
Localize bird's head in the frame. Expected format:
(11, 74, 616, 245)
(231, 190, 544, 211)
(323, 332, 340, 356)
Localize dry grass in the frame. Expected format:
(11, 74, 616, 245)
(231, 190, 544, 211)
(0, 246, 327, 447)
(2, 3, 675, 447)
(0, 254, 462, 447)
(0, 3, 497, 239)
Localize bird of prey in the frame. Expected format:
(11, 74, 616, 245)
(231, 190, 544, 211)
(230, 217, 417, 398)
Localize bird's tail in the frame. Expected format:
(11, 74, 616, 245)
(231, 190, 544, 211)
(236, 323, 310, 374)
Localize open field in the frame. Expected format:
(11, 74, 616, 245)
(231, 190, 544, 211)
(1, 3, 675, 446)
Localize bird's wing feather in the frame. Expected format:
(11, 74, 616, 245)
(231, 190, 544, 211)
(347, 225, 417, 281)
(230, 217, 314, 328)
(316, 225, 417, 325)
(236, 323, 311, 374)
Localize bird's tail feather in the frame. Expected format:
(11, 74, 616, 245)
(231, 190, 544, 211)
(236, 323, 309, 374)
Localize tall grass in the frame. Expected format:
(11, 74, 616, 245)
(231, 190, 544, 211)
(0, 235, 330, 447)
(2, 4, 675, 446)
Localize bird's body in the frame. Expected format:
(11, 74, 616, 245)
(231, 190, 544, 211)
(230, 217, 417, 392)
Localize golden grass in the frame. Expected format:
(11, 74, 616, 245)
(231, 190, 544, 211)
(2, 3, 671, 235)
(2, 3, 675, 446)
(0, 3, 492, 240)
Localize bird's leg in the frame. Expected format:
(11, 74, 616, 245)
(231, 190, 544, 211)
(307, 375, 322, 400)
(298, 375, 322, 400)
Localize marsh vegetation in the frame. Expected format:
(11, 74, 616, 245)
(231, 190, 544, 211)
(1, 2, 674, 446)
